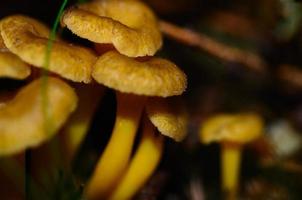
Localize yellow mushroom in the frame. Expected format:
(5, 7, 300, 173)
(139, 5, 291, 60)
(85, 50, 186, 199)
(0, 31, 31, 80)
(146, 97, 188, 141)
(199, 113, 263, 200)
(108, 97, 188, 200)
(0, 77, 77, 156)
(108, 117, 164, 200)
(61, 0, 162, 57)
(0, 51, 31, 80)
(0, 15, 96, 83)
(92, 51, 186, 97)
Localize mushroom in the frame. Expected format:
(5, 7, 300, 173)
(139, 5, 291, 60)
(108, 98, 188, 200)
(61, 0, 162, 57)
(85, 50, 187, 199)
(0, 51, 31, 80)
(146, 97, 188, 142)
(0, 77, 77, 156)
(199, 113, 263, 200)
(0, 15, 96, 83)
(0, 15, 99, 165)
(0, 29, 31, 80)
(107, 117, 164, 200)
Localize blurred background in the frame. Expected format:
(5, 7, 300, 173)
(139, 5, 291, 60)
(1, 0, 302, 199)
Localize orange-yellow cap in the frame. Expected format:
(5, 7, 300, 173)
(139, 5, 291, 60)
(0, 15, 96, 83)
(92, 51, 187, 97)
(61, 0, 162, 57)
(0, 77, 77, 156)
(146, 97, 188, 141)
(200, 113, 264, 144)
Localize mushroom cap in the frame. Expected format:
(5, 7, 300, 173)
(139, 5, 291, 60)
(92, 51, 187, 97)
(0, 34, 5, 49)
(61, 0, 162, 57)
(0, 77, 77, 156)
(0, 51, 31, 80)
(146, 97, 188, 141)
(200, 113, 263, 144)
(0, 15, 97, 83)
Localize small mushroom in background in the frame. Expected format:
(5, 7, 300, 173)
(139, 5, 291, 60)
(85, 50, 187, 199)
(61, 0, 162, 57)
(199, 113, 264, 200)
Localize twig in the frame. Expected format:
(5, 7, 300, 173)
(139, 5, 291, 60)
(278, 64, 302, 88)
(159, 20, 267, 73)
(262, 159, 302, 174)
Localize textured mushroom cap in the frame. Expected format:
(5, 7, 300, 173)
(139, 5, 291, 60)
(61, 0, 162, 57)
(92, 51, 187, 97)
(200, 113, 264, 144)
(146, 97, 188, 141)
(0, 77, 77, 156)
(0, 51, 31, 80)
(0, 15, 96, 83)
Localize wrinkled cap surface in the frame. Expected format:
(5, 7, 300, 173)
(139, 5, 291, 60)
(200, 113, 264, 144)
(146, 97, 188, 141)
(92, 51, 187, 97)
(0, 15, 96, 83)
(61, 0, 162, 57)
(0, 77, 77, 156)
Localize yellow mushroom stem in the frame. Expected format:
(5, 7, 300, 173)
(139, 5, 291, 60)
(60, 85, 105, 163)
(86, 92, 146, 200)
(108, 118, 164, 200)
(221, 142, 242, 200)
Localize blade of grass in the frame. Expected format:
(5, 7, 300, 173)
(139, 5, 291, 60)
(27, 1, 69, 200)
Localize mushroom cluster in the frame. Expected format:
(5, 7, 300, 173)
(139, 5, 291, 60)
(60, 0, 187, 199)
(0, 15, 85, 156)
(0, 0, 188, 199)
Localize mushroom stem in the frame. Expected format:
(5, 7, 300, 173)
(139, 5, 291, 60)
(108, 117, 164, 200)
(60, 85, 105, 163)
(221, 142, 242, 200)
(86, 92, 146, 200)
